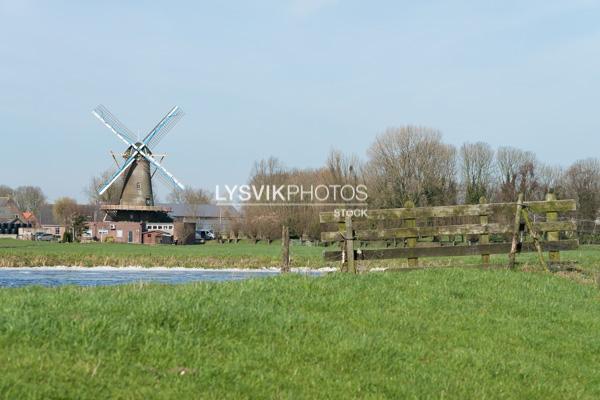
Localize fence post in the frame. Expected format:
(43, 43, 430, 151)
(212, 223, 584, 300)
(337, 218, 346, 271)
(546, 191, 560, 263)
(509, 193, 524, 269)
(345, 215, 356, 273)
(281, 225, 290, 273)
(479, 196, 489, 266)
(405, 200, 418, 267)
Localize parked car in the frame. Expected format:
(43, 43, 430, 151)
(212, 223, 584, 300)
(36, 233, 57, 241)
(196, 229, 215, 241)
(33, 232, 48, 240)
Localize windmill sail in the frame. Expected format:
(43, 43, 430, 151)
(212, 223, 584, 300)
(92, 105, 138, 146)
(142, 106, 185, 149)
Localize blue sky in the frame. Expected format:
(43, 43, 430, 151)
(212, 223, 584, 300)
(1, 0, 599, 202)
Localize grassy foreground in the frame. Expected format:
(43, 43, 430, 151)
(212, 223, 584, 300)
(1, 271, 599, 398)
(1, 238, 599, 271)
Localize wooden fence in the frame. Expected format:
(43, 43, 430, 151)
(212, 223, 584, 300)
(577, 220, 600, 244)
(320, 193, 579, 272)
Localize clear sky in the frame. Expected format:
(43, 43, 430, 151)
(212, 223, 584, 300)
(1, 0, 599, 202)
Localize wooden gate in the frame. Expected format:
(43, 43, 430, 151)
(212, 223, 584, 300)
(319, 194, 578, 272)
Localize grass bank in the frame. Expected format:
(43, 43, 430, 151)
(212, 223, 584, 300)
(0, 239, 325, 268)
(1, 239, 599, 272)
(0, 271, 599, 398)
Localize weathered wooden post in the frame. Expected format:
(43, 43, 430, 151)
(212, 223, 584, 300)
(509, 193, 524, 269)
(345, 215, 356, 273)
(337, 218, 346, 272)
(404, 200, 418, 267)
(546, 191, 560, 264)
(281, 225, 290, 273)
(479, 196, 489, 267)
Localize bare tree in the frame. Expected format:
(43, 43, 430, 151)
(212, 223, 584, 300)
(249, 157, 287, 186)
(364, 126, 457, 207)
(13, 186, 46, 216)
(324, 149, 363, 186)
(167, 187, 213, 205)
(53, 197, 79, 226)
(0, 185, 14, 198)
(535, 163, 565, 200)
(565, 158, 600, 220)
(459, 142, 495, 204)
(495, 147, 539, 201)
(85, 170, 122, 205)
(287, 167, 327, 240)
(241, 157, 288, 242)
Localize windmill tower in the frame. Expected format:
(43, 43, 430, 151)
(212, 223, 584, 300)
(92, 105, 185, 222)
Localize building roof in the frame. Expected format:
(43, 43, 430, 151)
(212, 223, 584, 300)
(38, 203, 101, 226)
(21, 211, 37, 225)
(159, 203, 239, 219)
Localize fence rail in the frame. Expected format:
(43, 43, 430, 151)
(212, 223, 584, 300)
(321, 221, 576, 241)
(319, 200, 577, 223)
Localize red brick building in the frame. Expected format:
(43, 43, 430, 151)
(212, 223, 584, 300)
(88, 220, 195, 245)
(88, 221, 144, 243)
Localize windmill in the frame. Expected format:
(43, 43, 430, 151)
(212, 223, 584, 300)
(92, 105, 186, 221)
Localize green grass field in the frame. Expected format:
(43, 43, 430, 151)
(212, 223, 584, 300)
(1, 238, 599, 272)
(1, 271, 599, 398)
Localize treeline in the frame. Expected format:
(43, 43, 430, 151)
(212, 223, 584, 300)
(3, 126, 599, 243)
(236, 126, 600, 240)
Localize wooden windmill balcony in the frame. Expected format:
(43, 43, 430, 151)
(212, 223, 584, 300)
(100, 204, 172, 212)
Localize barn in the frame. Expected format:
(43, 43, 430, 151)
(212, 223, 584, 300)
(161, 203, 240, 233)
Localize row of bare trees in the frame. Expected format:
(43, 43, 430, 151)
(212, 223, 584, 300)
(459, 144, 600, 219)
(365, 127, 599, 219)
(237, 126, 600, 240)
(0, 185, 46, 216)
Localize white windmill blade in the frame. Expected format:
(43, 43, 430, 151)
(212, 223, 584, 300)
(140, 152, 185, 190)
(142, 106, 184, 149)
(98, 154, 137, 195)
(92, 105, 138, 147)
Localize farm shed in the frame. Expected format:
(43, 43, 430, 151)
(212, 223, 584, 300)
(143, 230, 173, 245)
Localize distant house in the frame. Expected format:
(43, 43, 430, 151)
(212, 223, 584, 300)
(35, 203, 101, 238)
(37, 204, 65, 237)
(160, 203, 240, 233)
(0, 197, 32, 238)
